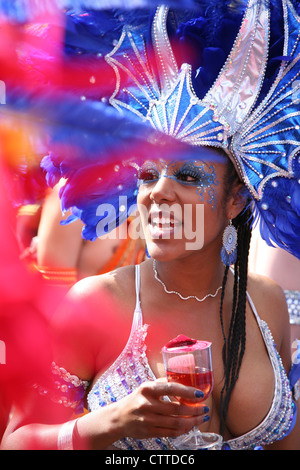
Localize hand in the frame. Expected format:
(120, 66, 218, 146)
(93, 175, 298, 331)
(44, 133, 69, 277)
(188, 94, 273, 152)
(113, 378, 210, 440)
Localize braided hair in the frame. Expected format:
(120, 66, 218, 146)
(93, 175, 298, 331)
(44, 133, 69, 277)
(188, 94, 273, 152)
(218, 159, 253, 435)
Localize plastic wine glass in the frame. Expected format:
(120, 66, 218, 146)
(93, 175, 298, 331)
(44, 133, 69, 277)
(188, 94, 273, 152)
(162, 335, 222, 450)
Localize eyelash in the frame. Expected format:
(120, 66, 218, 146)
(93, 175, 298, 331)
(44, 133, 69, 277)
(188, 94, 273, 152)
(137, 167, 204, 186)
(173, 167, 202, 184)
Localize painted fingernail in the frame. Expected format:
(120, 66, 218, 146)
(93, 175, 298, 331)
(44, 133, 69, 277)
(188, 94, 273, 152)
(203, 415, 210, 422)
(203, 406, 210, 414)
(195, 390, 204, 398)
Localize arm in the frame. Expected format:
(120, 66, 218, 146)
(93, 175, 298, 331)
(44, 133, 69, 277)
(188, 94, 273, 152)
(36, 183, 128, 279)
(37, 184, 83, 269)
(2, 379, 209, 450)
(1, 276, 209, 450)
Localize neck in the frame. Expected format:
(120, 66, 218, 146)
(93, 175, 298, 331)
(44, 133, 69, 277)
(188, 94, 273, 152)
(153, 251, 225, 299)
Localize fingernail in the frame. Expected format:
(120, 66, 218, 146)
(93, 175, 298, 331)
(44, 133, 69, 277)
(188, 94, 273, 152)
(203, 406, 210, 414)
(203, 415, 210, 422)
(194, 390, 204, 398)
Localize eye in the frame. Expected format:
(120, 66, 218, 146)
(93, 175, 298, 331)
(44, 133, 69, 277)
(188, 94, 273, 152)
(173, 162, 216, 187)
(174, 163, 204, 185)
(175, 170, 200, 183)
(137, 166, 159, 184)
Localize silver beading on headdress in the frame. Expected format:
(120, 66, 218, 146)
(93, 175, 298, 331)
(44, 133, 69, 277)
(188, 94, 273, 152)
(105, 0, 300, 259)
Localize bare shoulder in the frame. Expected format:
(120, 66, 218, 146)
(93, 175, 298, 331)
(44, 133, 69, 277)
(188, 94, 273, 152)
(66, 264, 136, 301)
(247, 272, 290, 350)
(51, 265, 137, 380)
(55, 264, 137, 323)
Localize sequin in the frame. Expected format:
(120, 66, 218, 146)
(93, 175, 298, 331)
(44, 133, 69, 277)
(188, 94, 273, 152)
(33, 362, 89, 414)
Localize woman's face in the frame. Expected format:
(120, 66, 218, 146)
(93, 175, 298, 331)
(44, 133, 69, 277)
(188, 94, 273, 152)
(137, 158, 232, 261)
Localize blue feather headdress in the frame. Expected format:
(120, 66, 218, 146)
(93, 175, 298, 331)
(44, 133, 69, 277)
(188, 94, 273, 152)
(1, 0, 300, 258)
(99, 0, 300, 259)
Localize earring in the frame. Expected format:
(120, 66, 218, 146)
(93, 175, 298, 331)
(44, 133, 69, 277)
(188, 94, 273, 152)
(221, 219, 238, 266)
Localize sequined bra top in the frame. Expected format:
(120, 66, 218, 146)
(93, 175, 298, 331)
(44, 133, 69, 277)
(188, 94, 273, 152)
(85, 265, 296, 450)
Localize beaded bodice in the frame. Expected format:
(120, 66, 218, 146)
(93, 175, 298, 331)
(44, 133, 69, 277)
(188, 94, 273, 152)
(87, 265, 295, 450)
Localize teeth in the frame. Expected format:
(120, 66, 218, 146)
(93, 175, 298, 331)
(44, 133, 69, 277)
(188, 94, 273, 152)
(151, 216, 175, 226)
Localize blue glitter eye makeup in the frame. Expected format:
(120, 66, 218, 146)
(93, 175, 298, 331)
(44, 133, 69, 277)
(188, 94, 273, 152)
(137, 160, 219, 209)
(172, 161, 217, 187)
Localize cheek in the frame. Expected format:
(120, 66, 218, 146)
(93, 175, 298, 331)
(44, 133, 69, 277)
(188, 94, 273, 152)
(137, 188, 150, 225)
(188, 177, 227, 227)
(137, 184, 150, 203)
(202, 189, 228, 238)
(183, 183, 218, 222)
(137, 186, 147, 205)
(194, 185, 216, 211)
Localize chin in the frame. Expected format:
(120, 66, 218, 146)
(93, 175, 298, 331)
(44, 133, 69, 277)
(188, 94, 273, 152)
(145, 238, 186, 262)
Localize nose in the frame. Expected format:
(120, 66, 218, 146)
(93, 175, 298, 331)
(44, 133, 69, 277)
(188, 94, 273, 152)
(149, 175, 177, 204)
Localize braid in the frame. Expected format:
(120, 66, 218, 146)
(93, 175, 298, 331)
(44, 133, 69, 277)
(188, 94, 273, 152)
(219, 265, 229, 357)
(218, 171, 253, 435)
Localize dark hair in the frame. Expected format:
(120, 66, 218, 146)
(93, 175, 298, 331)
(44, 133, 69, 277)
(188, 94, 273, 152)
(218, 159, 253, 435)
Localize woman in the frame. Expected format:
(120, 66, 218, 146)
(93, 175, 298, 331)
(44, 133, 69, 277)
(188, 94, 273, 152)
(2, 155, 299, 450)
(2, 0, 300, 450)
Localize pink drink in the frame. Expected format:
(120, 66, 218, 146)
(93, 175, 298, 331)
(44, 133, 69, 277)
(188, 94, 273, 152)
(167, 367, 213, 406)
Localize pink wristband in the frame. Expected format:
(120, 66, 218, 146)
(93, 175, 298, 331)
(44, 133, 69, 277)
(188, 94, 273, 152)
(57, 419, 78, 450)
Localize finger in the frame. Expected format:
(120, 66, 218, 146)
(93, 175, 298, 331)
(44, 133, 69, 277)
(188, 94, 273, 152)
(158, 400, 209, 418)
(147, 414, 210, 438)
(142, 380, 205, 402)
